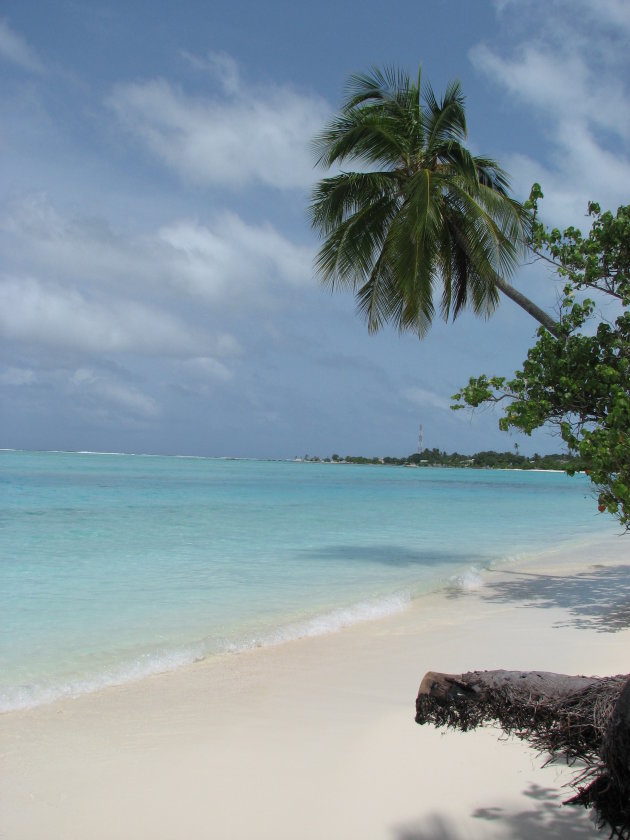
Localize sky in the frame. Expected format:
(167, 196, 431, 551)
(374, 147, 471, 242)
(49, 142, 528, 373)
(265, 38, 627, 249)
(1, 0, 629, 458)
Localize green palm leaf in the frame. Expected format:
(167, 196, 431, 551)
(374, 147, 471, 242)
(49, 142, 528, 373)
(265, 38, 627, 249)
(310, 64, 559, 337)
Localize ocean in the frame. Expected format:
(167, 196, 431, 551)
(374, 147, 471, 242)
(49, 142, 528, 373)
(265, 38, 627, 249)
(0, 449, 609, 712)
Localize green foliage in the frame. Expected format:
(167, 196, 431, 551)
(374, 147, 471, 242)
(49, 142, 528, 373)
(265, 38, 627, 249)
(322, 449, 579, 470)
(309, 65, 531, 337)
(527, 184, 630, 305)
(453, 194, 630, 527)
(342, 454, 382, 464)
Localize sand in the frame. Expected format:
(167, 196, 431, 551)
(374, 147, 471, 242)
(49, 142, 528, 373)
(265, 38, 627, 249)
(2, 532, 629, 839)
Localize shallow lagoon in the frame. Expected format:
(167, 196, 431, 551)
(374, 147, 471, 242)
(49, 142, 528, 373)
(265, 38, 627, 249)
(0, 449, 607, 709)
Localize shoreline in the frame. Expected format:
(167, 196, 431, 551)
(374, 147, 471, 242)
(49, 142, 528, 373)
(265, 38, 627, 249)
(2, 533, 628, 838)
(2, 446, 581, 471)
(1, 529, 613, 716)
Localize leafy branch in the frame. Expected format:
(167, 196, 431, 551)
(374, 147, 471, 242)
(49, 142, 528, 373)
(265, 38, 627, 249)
(453, 192, 630, 527)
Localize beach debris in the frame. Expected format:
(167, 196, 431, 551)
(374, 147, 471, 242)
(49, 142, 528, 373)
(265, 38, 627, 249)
(416, 668, 630, 839)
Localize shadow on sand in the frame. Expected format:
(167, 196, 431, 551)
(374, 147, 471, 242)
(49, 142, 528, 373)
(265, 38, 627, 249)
(449, 563, 630, 633)
(393, 782, 601, 839)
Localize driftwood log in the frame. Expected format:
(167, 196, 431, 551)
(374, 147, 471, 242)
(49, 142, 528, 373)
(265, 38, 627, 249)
(416, 669, 630, 838)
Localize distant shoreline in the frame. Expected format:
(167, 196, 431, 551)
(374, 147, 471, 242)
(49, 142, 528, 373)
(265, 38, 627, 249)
(1, 447, 579, 472)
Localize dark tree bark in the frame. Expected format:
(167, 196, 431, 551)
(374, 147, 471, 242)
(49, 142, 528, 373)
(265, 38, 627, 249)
(415, 669, 630, 838)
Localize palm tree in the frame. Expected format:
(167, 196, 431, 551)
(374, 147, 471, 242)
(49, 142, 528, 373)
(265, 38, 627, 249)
(309, 66, 559, 337)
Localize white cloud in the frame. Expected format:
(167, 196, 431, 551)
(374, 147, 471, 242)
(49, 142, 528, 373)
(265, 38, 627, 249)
(180, 356, 233, 382)
(493, 0, 630, 32)
(401, 386, 452, 412)
(0, 194, 316, 382)
(71, 368, 97, 386)
(493, 0, 630, 31)
(0, 275, 204, 356)
(158, 214, 313, 303)
(106, 56, 330, 190)
(470, 43, 628, 139)
(0, 195, 168, 291)
(504, 140, 630, 229)
(69, 368, 159, 418)
(0, 366, 36, 386)
(0, 19, 43, 73)
(554, 0, 630, 34)
(181, 50, 240, 95)
(0, 195, 314, 309)
(211, 333, 243, 357)
(597, 0, 630, 30)
(471, 2, 630, 226)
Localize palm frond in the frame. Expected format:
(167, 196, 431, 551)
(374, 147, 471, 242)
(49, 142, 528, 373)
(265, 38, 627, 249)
(309, 171, 399, 233)
(388, 172, 441, 332)
(433, 141, 479, 185)
(343, 65, 412, 110)
(312, 109, 410, 168)
(314, 191, 399, 291)
(473, 156, 512, 195)
(354, 249, 399, 333)
(310, 63, 540, 337)
(423, 79, 467, 147)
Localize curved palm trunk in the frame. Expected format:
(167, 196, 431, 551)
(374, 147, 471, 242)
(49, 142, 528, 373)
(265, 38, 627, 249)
(492, 273, 560, 337)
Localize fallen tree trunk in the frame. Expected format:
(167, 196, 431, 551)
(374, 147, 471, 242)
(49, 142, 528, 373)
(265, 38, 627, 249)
(416, 669, 630, 838)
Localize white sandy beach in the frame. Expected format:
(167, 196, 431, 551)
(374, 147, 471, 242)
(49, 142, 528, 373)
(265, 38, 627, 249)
(2, 533, 629, 840)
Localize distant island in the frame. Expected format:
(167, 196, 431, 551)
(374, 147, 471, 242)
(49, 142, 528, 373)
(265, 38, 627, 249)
(296, 448, 581, 471)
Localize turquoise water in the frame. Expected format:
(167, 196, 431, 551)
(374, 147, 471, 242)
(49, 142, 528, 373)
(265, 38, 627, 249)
(0, 449, 608, 711)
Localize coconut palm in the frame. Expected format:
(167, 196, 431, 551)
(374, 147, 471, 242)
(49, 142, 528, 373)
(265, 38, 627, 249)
(309, 66, 559, 337)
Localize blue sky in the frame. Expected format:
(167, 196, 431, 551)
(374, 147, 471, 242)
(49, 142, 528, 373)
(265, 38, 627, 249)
(1, 0, 628, 458)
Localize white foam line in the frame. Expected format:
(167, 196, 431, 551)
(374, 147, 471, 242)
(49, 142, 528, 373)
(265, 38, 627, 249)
(0, 645, 203, 713)
(221, 593, 413, 655)
(0, 594, 415, 712)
